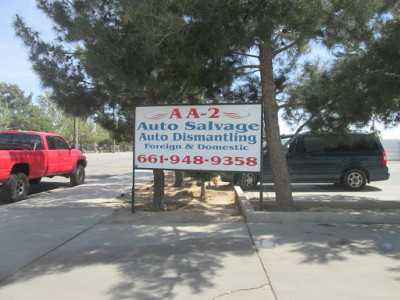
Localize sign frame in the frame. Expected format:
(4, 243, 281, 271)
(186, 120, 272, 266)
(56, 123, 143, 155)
(133, 103, 263, 172)
(132, 103, 264, 213)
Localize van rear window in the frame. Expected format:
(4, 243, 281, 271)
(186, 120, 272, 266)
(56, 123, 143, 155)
(349, 134, 380, 151)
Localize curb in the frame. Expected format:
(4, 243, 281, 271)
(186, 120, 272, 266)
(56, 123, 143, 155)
(234, 186, 400, 224)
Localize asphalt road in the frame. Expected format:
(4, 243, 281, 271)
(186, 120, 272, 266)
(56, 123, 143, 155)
(1, 152, 399, 204)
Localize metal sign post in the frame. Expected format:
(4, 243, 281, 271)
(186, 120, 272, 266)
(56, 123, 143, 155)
(259, 166, 264, 211)
(132, 112, 136, 214)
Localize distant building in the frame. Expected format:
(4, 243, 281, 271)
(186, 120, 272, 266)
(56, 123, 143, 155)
(382, 140, 400, 161)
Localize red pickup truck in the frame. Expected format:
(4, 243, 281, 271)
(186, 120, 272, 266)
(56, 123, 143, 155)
(0, 130, 87, 202)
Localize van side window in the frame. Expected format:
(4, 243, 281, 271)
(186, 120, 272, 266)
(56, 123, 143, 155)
(310, 134, 380, 153)
(322, 136, 350, 152)
(304, 136, 323, 153)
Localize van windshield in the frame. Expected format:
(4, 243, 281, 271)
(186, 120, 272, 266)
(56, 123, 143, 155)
(263, 137, 292, 153)
(281, 137, 292, 153)
(281, 137, 291, 145)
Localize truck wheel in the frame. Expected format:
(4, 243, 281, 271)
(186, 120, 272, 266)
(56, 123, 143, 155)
(4, 173, 29, 202)
(70, 165, 85, 186)
(239, 173, 258, 190)
(343, 169, 366, 190)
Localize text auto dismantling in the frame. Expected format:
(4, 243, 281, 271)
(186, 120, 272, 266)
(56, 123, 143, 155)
(137, 121, 259, 148)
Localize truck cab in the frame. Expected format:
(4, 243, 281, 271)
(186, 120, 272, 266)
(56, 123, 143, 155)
(0, 130, 87, 202)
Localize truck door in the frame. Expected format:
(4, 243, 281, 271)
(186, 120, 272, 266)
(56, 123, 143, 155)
(25, 134, 46, 178)
(46, 136, 77, 175)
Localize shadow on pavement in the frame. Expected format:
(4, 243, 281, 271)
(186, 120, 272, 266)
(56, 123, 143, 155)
(256, 184, 382, 193)
(0, 222, 259, 299)
(0, 173, 124, 206)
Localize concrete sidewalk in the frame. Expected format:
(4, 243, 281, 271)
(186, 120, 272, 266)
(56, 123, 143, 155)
(0, 173, 274, 299)
(249, 222, 400, 300)
(0, 222, 273, 299)
(0, 173, 399, 299)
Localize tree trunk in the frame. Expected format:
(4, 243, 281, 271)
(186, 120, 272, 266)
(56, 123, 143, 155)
(200, 179, 206, 198)
(74, 116, 79, 148)
(146, 86, 165, 210)
(259, 41, 295, 211)
(174, 171, 184, 187)
(153, 169, 165, 211)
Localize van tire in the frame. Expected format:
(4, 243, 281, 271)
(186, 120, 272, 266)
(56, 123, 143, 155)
(239, 173, 258, 190)
(70, 165, 85, 186)
(343, 169, 367, 190)
(4, 173, 29, 202)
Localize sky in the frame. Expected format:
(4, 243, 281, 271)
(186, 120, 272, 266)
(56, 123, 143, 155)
(0, 0, 53, 97)
(1, 0, 399, 139)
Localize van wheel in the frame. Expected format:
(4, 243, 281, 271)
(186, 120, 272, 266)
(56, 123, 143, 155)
(4, 173, 29, 202)
(239, 173, 258, 190)
(343, 169, 366, 190)
(70, 165, 85, 186)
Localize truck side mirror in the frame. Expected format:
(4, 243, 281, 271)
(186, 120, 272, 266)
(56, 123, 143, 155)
(71, 144, 76, 149)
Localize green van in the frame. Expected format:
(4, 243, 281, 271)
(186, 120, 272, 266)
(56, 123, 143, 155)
(221, 132, 390, 190)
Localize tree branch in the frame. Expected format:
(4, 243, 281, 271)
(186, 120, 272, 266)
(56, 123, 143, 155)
(273, 30, 284, 44)
(282, 117, 313, 148)
(241, 70, 260, 76)
(278, 103, 292, 110)
(236, 64, 260, 70)
(232, 52, 259, 59)
(273, 40, 298, 57)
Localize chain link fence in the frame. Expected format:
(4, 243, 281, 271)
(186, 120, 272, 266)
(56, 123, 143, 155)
(80, 144, 133, 153)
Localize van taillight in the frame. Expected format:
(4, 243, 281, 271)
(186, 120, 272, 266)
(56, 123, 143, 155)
(382, 152, 387, 166)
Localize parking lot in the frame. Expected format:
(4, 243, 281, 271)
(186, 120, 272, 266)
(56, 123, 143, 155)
(1, 152, 399, 207)
(244, 162, 400, 203)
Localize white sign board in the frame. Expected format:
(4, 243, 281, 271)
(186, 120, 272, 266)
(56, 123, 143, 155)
(134, 104, 262, 172)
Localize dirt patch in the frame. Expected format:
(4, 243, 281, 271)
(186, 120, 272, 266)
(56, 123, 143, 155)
(105, 173, 400, 223)
(104, 173, 243, 224)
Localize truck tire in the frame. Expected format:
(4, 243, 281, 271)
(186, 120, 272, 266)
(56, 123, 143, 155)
(70, 165, 85, 186)
(4, 173, 29, 202)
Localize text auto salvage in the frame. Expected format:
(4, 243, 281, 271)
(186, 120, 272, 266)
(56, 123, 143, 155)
(136, 121, 260, 151)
